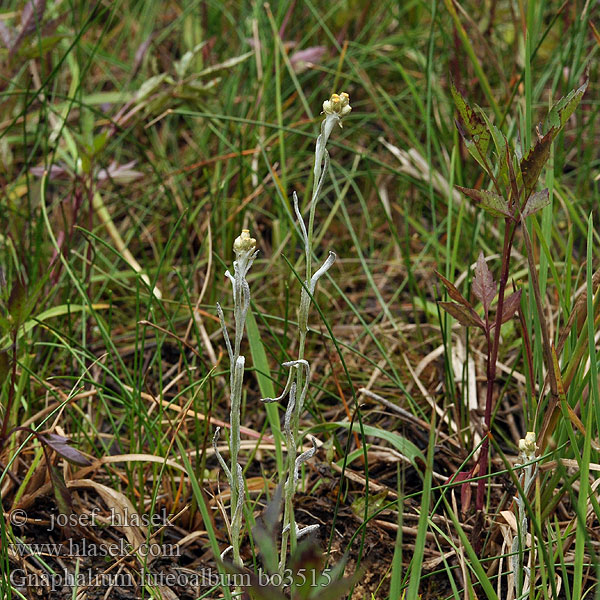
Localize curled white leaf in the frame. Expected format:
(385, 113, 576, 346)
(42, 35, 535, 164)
(282, 522, 319, 539)
(293, 435, 317, 486)
(261, 359, 310, 406)
(220, 545, 233, 561)
(283, 360, 310, 415)
(216, 303, 233, 364)
(213, 427, 231, 483)
(293, 191, 309, 253)
(309, 251, 336, 294)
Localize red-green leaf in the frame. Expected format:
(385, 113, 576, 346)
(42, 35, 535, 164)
(544, 79, 589, 133)
(476, 108, 512, 187)
(498, 290, 522, 325)
(451, 83, 490, 150)
(473, 252, 496, 314)
(447, 471, 473, 515)
(520, 131, 553, 199)
(505, 141, 521, 209)
(436, 272, 472, 308)
(521, 78, 588, 198)
(40, 433, 91, 466)
(490, 290, 522, 329)
(8, 279, 27, 325)
(456, 186, 511, 218)
(48, 464, 73, 517)
(451, 82, 491, 173)
(439, 301, 485, 329)
(522, 188, 550, 219)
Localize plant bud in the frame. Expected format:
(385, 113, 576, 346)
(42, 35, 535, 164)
(233, 229, 256, 255)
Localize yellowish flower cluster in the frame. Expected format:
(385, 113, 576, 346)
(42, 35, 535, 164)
(518, 431, 537, 458)
(233, 229, 256, 255)
(322, 92, 351, 118)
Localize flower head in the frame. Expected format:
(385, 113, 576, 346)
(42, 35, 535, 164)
(322, 92, 351, 118)
(518, 431, 537, 458)
(231, 229, 258, 282)
(233, 229, 256, 256)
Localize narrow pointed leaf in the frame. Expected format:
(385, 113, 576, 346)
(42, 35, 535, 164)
(173, 41, 207, 78)
(522, 188, 550, 218)
(476, 108, 506, 159)
(439, 301, 485, 329)
(445, 470, 473, 514)
(505, 141, 521, 209)
(544, 79, 589, 133)
(520, 131, 553, 199)
(461, 479, 472, 515)
(8, 279, 27, 326)
(197, 51, 252, 78)
(40, 433, 91, 466)
(134, 73, 167, 102)
(476, 108, 511, 185)
(456, 186, 511, 218)
(252, 485, 282, 576)
(463, 137, 491, 174)
(538, 346, 567, 453)
(451, 82, 490, 174)
(521, 78, 588, 198)
(436, 271, 472, 308)
(48, 464, 73, 516)
(473, 252, 496, 313)
(451, 82, 490, 153)
(496, 289, 522, 325)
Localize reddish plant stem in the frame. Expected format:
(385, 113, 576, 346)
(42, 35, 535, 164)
(0, 328, 18, 445)
(476, 217, 517, 510)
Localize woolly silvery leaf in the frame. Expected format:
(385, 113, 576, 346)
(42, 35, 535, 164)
(282, 521, 319, 538)
(261, 360, 310, 408)
(293, 435, 317, 486)
(293, 191, 309, 252)
(309, 251, 336, 294)
(216, 303, 233, 364)
(213, 427, 232, 483)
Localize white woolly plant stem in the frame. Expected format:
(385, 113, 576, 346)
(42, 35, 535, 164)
(280, 111, 340, 573)
(303, 113, 337, 325)
(213, 231, 258, 570)
(262, 361, 316, 574)
(512, 434, 538, 599)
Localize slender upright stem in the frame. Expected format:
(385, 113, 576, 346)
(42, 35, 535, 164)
(215, 230, 257, 569)
(0, 328, 18, 446)
(520, 221, 557, 396)
(280, 98, 349, 573)
(476, 218, 516, 510)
